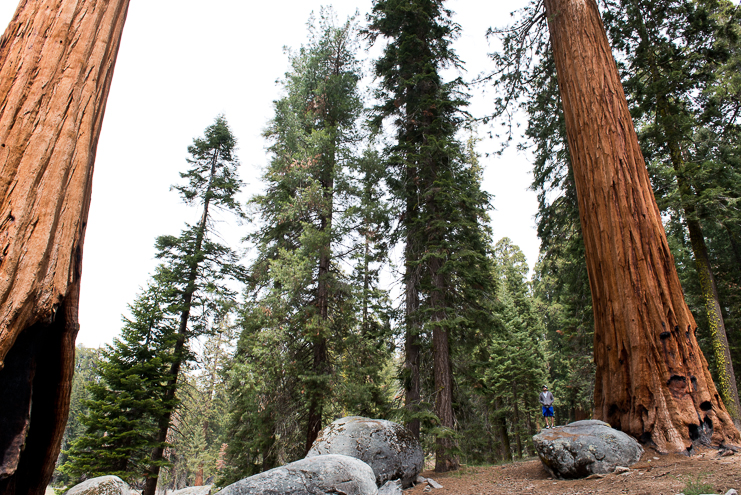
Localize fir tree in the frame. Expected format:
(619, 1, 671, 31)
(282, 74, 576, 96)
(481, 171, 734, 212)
(471, 239, 546, 459)
(59, 280, 178, 486)
(158, 302, 237, 489)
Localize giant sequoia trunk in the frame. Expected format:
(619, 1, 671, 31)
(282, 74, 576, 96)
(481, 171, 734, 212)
(0, 1, 129, 492)
(543, 0, 741, 452)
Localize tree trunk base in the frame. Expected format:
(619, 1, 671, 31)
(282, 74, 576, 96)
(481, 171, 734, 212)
(0, 294, 78, 495)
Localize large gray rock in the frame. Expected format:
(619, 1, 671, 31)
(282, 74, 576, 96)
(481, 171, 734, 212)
(65, 476, 130, 495)
(306, 416, 423, 488)
(533, 420, 643, 479)
(218, 454, 377, 495)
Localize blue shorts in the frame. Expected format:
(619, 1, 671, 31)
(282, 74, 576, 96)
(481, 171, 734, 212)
(542, 406, 554, 417)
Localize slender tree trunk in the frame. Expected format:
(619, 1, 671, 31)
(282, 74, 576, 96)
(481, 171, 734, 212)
(143, 151, 218, 495)
(405, 200, 422, 440)
(686, 214, 741, 426)
(194, 463, 204, 486)
(512, 387, 523, 459)
(362, 231, 370, 334)
(525, 410, 536, 456)
(0, 1, 129, 492)
(306, 140, 335, 452)
(426, 190, 457, 471)
(544, 0, 741, 451)
(431, 257, 458, 472)
(494, 397, 512, 461)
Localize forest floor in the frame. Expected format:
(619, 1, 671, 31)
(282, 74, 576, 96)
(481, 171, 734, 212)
(407, 447, 740, 495)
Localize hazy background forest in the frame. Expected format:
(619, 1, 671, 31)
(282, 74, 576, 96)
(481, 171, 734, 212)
(2, 0, 737, 491)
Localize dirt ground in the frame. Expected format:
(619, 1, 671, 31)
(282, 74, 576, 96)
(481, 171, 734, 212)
(406, 448, 740, 495)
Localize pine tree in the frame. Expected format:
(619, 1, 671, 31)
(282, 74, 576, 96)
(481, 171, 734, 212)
(338, 149, 396, 418)
(143, 116, 245, 495)
(59, 280, 177, 485)
(368, 0, 496, 471)
(477, 239, 546, 459)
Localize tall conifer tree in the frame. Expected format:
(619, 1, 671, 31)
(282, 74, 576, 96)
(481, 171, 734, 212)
(368, 0, 495, 471)
(143, 116, 245, 494)
(223, 15, 393, 482)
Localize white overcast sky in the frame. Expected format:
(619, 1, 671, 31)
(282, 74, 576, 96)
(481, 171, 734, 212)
(0, 0, 536, 348)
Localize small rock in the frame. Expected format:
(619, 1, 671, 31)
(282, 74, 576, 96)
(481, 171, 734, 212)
(653, 457, 659, 460)
(427, 478, 443, 489)
(614, 466, 630, 474)
(423, 487, 431, 493)
(725, 490, 738, 495)
(585, 474, 605, 480)
(378, 480, 402, 495)
(720, 450, 735, 457)
(415, 476, 427, 484)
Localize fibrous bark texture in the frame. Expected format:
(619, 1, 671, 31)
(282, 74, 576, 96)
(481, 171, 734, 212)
(543, 0, 741, 452)
(0, 0, 130, 492)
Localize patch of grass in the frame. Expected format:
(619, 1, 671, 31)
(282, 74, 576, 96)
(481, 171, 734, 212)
(681, 473, 714, 495)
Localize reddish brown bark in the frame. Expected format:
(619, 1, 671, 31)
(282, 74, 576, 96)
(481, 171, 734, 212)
(0, 0, 129, 492)
(305, 149, 333, 454)
(543, 0, 741, 452)
(194, 463, 204, 486)
(431, 256, 457, 472)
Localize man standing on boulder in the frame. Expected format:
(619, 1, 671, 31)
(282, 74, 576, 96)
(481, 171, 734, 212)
(540, 385, 555, 428)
